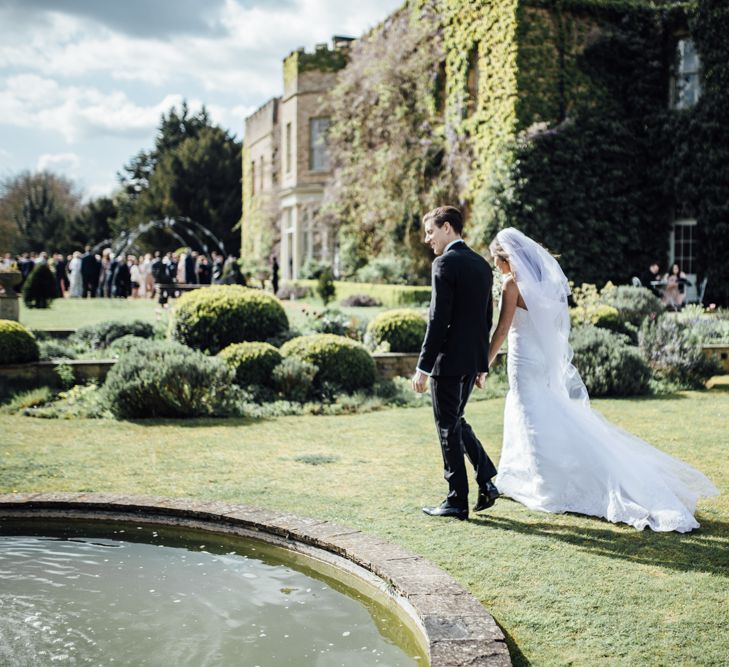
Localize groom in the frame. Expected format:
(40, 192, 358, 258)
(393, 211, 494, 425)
(412, 206, 499, 520)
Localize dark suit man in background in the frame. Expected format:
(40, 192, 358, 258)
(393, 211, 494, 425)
(80, 245, 100, 298)
(412, 206, 499, 521)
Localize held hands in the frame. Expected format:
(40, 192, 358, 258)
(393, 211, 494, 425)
(412, 370, 488, 392)
(411, 370, 428, 394)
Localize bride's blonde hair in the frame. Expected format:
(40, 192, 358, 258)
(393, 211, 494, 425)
(489, 238, 509, 263)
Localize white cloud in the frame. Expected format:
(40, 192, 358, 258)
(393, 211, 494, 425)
(0, 0, 403, 196)
(0, 0, 401, 93)
(0, 75, 201, 142)
(36, 152, 81, 174)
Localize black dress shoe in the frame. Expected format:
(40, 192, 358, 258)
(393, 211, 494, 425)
(474, 482, 500, 512)
(422, 501, 468, 521)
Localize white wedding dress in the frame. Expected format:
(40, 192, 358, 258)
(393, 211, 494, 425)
(495, 306, 719, 532)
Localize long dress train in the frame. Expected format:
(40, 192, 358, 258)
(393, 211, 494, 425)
(495, 307, 719, 532)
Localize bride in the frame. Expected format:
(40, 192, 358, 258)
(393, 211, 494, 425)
(487, 228, 718, 532)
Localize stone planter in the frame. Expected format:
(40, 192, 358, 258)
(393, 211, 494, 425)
(0, 359, 116, 387)
(0, 270, 22, 321)
(702, 344, 729, 373)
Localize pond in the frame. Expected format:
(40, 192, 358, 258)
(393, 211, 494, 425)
(0, 519, 426, 666)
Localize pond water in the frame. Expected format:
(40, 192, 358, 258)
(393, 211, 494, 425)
(0, 519, 426, 666)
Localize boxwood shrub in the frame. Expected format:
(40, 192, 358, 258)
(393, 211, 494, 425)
(72, 320, 156, 349)
(219, 341, 282, 388)
(281, 333, 375, 393)
(0, 320, 40, 364)
(366, 309, 426, 352)
(22, 263, 58, 309)
(103, 339, 235, 419)
(170, 285, 288, 354)
(571, 325, 651, 397)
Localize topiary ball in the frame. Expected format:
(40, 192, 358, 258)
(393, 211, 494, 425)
(170, 285, 289, 354)
(22, 263, 58, 309)
(366, 309, 426, 352)
(0, 319, 40, 364)
(219, 341, 282, 388)
(281, 333, 375, 393)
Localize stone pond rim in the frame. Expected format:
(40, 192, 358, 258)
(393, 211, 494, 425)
(0, 492, 511, 667)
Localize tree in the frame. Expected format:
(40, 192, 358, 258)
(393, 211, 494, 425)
(70, 196, 119, 249)
(117, 102, 242, 253)
(322, 7, 456, 282)
(0, 171, 81, 254)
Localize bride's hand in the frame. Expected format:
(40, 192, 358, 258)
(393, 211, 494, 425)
(475, 372, 487, 389)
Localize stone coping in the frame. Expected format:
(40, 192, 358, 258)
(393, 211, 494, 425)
(0, 492, 511, 667)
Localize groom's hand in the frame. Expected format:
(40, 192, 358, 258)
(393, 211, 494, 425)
(411, 370, 428, 393)
(475, 372, 487, 389)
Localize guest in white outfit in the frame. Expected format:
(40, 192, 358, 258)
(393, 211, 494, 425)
(68, 251, 83, 298)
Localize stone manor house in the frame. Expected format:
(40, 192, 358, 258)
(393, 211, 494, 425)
(241, 1, 718, 300)
(241, 37, 352, 282)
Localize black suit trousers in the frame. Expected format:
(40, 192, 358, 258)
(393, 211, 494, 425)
(430, 374, 498, 508)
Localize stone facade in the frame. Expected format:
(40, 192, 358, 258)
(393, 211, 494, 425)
(241, 98, 281, 264)
(242, 38, 352, 281)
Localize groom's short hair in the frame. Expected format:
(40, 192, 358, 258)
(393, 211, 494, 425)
(423, 206, 463, 235)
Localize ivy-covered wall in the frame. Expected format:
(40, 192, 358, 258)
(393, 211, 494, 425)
(321, 0, 729, 300)
(676, 0, 729, 305)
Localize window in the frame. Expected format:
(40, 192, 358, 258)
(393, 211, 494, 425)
(250, 160, 255, 195)
(309, 118, 330, 172)
(671, 219, 697, 275)
(259, 156, 264, 191)
(671, 38, 701, 109)
(285, 122, 292, 174)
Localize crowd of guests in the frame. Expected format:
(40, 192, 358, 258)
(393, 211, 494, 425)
(1, 247, 246, 301)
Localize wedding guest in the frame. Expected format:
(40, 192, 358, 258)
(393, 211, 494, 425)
(68, 251, 84, 297)
(197, 255, 212, 284)
(271, 255, 279, 295)
(211, 251, 224, 284)
(176, 250, 187, 284)
(185, 249, 198, 284)
(18, 252, 34, 286)
(112, 253, 131, 298)
(662, 263, 690, 310)
(98, 249, 111, 297)
(641, 261, 662, 296)
(141, 253, 154, 298)
(167, 252, 179, 284)
(80, 245, 101, 298)
(53, 252, 69, 296)
(129, 256, 141, 298)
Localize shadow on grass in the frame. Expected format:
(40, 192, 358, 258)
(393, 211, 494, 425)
(497, 623, 532, 667)
(472, 512, 729, 578)
(122, 416, 262, 428)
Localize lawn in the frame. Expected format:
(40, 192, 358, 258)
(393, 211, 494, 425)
(1, 387, 727, 666)
(18, 295, 387, 332)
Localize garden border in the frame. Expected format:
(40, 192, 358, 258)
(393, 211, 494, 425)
(0, 492, 511, 667)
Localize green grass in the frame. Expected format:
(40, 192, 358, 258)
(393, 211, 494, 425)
(18, 296, 389, 333)
(19, 298, 169, 330)
(1, 388, 727, 665)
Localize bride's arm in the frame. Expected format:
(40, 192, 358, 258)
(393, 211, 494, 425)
(488, 277, 518, 368)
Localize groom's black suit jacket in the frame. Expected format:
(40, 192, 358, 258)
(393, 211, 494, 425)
(417, 241, 493, 377)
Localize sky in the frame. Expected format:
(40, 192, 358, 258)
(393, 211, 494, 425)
(0, 0, 403, 200)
